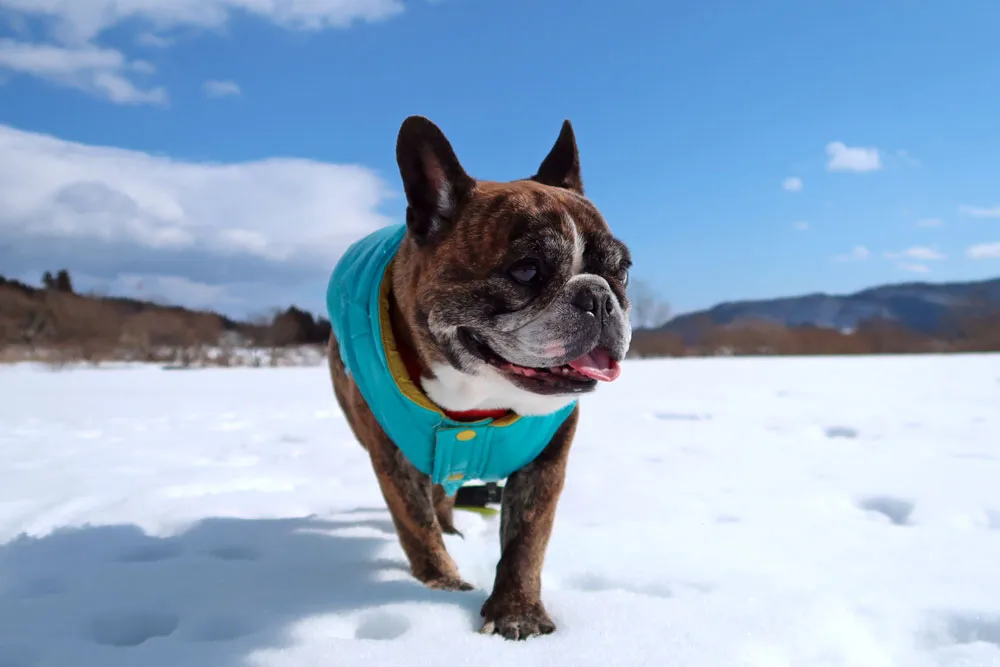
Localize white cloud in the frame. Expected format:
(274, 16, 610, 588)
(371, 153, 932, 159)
(832, 245, 870, 263)
(202, 79, 241, 98)
(135, 33, 173, 48)
(916, 218, 942, 228)
(0, 0, 406, 103)
(959, 204, 1000, 219)
(897, 263, 929, 274)
(0, 0, 406, 44)
(782, 177, 803, 192)
(792, 221, 809, 232)
(0, 123, 396, 313)
(825, 142, 882, 172)
(966, 243, 1000, 259)
(131, 60, 156, 75)
(0, 39, 166, 104)
(85, 273, 241, 309)
(883, 246, 946, 261)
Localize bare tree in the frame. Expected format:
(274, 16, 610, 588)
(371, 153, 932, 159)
(627, 278, 672, 329)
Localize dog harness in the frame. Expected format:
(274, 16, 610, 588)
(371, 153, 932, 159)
(326, 223, 577, 496)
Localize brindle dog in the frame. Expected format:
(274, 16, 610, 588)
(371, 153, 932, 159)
(327, 116, 632, 640)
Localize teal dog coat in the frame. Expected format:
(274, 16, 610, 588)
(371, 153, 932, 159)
(326, 223, 577, 496)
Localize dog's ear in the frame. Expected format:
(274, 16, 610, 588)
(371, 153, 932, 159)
(530, 119, 583, 195)
(396, 116, 474, 245)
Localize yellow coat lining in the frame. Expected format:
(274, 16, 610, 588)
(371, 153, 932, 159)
(376, 266, 521, 428)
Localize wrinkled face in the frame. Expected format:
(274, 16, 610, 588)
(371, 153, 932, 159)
(416, 182, 632, 398)
(392, 115, 632, 409)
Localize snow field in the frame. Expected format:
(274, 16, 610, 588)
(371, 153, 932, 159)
(1, 354, 999, 666)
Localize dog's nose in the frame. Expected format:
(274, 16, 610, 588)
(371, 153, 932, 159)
(571, 286, 612, 317)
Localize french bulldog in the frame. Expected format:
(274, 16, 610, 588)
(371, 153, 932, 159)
(325, 115, 632, 640)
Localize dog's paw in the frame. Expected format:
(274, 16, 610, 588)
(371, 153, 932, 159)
(479, 598, 555, 640)
(424, 576, 475, 592)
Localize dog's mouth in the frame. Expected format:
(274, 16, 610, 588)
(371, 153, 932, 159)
(459, 328, 621, 394)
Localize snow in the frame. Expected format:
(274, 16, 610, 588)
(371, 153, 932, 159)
(1, 354, 1000, 667)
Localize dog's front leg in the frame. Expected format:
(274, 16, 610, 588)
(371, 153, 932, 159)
(367, 436, 472, 591)
(480, 406, 579, 640)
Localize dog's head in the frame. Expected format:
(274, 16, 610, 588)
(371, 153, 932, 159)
(390, 116, 632, 415)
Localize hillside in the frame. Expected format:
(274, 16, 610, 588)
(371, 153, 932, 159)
(0, 271, 331, 364)
(659, 276, 1000, 343)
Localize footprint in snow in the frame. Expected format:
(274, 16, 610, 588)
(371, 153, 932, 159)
(654, 412, 711, 422)
(566, 573, 673, 599)
(354, 612, 411, 640)
(8, 575, 70, 600)
(926, 612, 1000, 649)
(184, 615, 260, 643)
(858, 495, 915, 526)
(206, 545, 261, 562)
(90, 610, 179, 647)
(986, 509, 1000, 531)
(824, 426, 859, 439)
(116, 541, 183, 563)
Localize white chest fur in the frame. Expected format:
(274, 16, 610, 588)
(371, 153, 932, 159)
(421, 363, 577, 417)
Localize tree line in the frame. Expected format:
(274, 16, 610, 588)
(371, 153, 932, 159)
(1, 270, 331, 365)
(2, 269, 997, 365)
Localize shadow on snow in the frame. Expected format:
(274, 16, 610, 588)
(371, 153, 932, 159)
(0, 514, 488, 667)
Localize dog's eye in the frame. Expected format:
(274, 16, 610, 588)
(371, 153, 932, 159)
(619, 270, 629, 287)
(509, 259, 540, 284)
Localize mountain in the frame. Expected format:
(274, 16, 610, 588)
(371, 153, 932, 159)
(659, 276, 1000, 342)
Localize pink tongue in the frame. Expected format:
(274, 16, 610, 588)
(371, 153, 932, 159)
(567, 348, 621, 382)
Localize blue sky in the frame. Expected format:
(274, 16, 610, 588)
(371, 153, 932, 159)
(2, 0, 1000, 319)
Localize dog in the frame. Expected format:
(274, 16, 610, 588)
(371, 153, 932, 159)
(324, 115, 632, 640)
